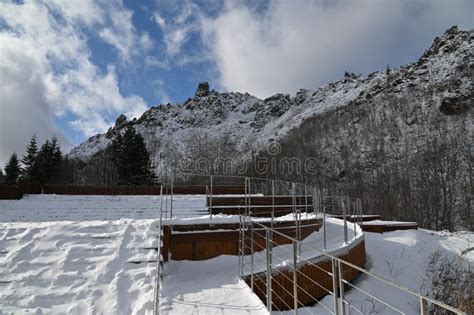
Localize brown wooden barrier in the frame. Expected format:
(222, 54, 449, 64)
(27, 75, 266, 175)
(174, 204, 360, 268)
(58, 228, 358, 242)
(171, 219, 321, 233)
(245, 239, 366, 310)
(209, 206, 314, 217)
(208, 195, 314, 217)
(207, 196, 313, 206)
(361, 222, 418, 233)
(0, 185, 23, 200)
(165, 219, 321, 261)
(17, 181, 42, 194)
(331, 214, 381, 222)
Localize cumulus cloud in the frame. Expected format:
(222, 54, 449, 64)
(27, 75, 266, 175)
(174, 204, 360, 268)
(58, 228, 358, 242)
(0, 0, 150, 165)
(200, 0, 474, 98)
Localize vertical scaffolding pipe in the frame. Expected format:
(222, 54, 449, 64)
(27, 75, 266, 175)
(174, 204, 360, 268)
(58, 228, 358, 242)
(164, 190, 168, 219)
(210, 176, 213, 220)
(292, 183, 296, 220)
(265, 228, 272, 312)
(304, 185, 308, 220)
(247, 177, 251, 218)
(159, 184, 163, 277)
(323, 191, 327, 251)
(244, 177, 248, 219)
(154, 185, 164, 315)
(420, 297, 428, 315)
(353, 200, 357, 238)
(343, 197, 348, 243)
(293, 240, 298, 314)
(170, 178, 174, 220)
(338, 260, 346, 314)
(332, 258, 339, 315)
(271, 180, 275, 229)
(250, 221, 254, 290)
(238, 215, 242, 277)
(294, 184, 300, 240)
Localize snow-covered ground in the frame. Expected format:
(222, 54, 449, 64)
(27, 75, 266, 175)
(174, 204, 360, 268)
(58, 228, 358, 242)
(361, 220, 417, 226)
(278, 229, 473, 314)
(161, 256, 267, 315)
(0, 195, 168, 314)
(0, 219, 158, 314)
(0, 194, 205, 222)
(1, 195, 471, 314)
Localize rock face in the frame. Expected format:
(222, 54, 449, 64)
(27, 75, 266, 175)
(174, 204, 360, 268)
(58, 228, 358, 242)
(69, 27, 472, 230)
(195, 82, 210, 97)
(115, 114, 128, 128)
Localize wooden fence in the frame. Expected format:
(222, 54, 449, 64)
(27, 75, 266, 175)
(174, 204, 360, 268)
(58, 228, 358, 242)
(245, 239, 366, 310)
(0, 185, 23, 200)
(164, 218, 321, 261)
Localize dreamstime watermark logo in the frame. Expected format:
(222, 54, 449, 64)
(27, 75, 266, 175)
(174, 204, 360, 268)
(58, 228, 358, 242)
(178, 142, 318, 176)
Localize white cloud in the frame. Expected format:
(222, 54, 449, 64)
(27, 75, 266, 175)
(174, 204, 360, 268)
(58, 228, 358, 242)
(0, 33, 70, 166)
(140, 33, 154, 51)
(153, 1, 200, 57)
(98, 2, 140, 61)
(153, 12, 166, 28)
(200, 0, 474, 98)
(0, 0, 151, 165)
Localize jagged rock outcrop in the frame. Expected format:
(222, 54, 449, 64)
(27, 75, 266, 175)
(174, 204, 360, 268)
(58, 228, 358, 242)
(115, 114, 128, 127)
(195, 82, 210, 97)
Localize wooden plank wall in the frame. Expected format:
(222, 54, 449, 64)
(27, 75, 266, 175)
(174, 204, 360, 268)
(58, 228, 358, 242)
(361, 224, 418, 233)
(208, 196, 314, 206)
(165, 219, 321, 261)
(245, 239, 366, 311)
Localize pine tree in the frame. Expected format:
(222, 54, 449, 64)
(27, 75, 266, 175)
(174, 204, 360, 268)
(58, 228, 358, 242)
(4, 153, 21, 185)
(50, 135, 63, 182)
(21, 134, 38, 180)
(34, 140, 53, 184)
(51, 135, 62, 165)
(111, 126, 153, 185)
(0, 169, 4, 184)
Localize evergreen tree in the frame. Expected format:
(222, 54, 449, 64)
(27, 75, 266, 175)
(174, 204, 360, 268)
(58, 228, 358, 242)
(0, 169, 4, 184)
(35, 139, 53, 184)
(111, 126, 153, 185)
(57, 156, 75, 185)
(51, 135, 62, 165)
(50, 135, 63, 182)
(4, 153, 21, 185)
(21, 134, 38, 180)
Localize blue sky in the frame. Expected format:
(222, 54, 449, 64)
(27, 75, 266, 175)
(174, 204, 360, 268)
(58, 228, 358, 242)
(0, 0, 473, 165)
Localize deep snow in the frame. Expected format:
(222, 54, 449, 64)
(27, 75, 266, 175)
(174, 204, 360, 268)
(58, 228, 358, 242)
(0, 195, 472, 314)
(277, 229, 473, 314)
(0, 219, 158, 314)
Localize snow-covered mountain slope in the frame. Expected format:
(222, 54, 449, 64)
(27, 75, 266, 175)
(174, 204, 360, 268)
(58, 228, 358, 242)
(259, 26, 473, 144)
(69, 26, 472, 179)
